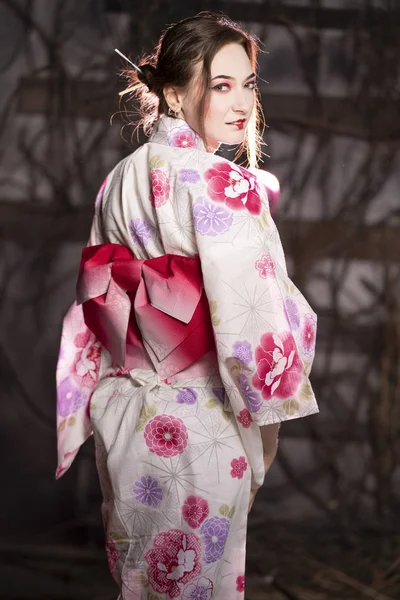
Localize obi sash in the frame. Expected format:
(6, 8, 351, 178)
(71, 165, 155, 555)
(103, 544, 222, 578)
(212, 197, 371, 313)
(76, 244, 215, 379)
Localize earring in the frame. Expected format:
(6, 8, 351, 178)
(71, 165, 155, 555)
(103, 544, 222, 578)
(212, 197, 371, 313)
(168, 107, 179, 118)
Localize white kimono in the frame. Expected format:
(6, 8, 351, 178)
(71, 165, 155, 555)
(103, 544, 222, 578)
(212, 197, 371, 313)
(56, 115, 318, 599)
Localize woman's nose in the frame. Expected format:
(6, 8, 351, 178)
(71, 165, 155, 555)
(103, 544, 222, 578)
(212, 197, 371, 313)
(232, 90, 251, 113)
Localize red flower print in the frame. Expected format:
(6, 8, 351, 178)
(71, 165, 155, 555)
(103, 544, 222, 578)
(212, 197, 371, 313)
(105, 539, 120, 572)
(237, 409, 252, 429)
(182, 496, 209, 528)
(204, 162, 261, 215)
(255, 254, 275, 278)
(55, 451, 74, 479)
(253, 332, 302, 400)
(144, 414, 188, 458)
(230, 456, 248, 479)
(151, 168, 171, 207)
(236, 574, 245, 592)
(145, 529, 201, 598)
(302, 313, 317, 355)
(55, 464, 66, 479)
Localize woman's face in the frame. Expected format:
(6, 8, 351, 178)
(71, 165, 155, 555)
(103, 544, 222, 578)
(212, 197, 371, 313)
(181, 43, 257, 151)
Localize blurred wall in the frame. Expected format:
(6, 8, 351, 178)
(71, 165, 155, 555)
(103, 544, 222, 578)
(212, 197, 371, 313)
(1, 0, 399, 547)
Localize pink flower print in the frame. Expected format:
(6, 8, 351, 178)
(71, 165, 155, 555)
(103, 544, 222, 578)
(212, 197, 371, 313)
(230, 456, 248, 480)
(133, 476, 163, 508)
(72, 330, 101, 388)
(182, 496, 209, 529)
(237, 409, 252, 429)
(167, 124, 199, 148)
(193, 197, 233, 236)
(302, 313, 317, 355)
(55, 451, 74, 479)
(57, 377, 84, 417)
(204, 161, 261, 215)
(200, 516, 230, 563)
(284, 297, 300, 330)
(73, 328, 92, 348)
(179, 168, 200, 183)
(105, 539, 120, 572)
(144, 414, 188, 458)
(145, 529, 201, 598)
(151, 168, 171, 207)
(75, 344, 97, 378)
(239, 374, 262, 413)
(236, 574, 245, 592)
(176, 388, 197, 405)
(232, 340, 252, 365)
(255, 254, 275, 278)
(129, 218, 153, 247)
(55, 463, 66, 479)
(253, 332, 303, 400)
(183, 577, 214, 600)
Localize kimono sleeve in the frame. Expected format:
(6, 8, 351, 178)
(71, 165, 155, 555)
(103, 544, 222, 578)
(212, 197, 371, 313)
(186, 159, 319, 427)
(55, 177, 109, 478)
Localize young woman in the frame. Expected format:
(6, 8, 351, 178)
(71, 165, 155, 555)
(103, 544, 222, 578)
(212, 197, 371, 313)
(56, 12, 318, 600)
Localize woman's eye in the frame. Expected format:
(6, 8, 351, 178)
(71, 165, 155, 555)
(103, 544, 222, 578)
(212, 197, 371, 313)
(245, 81, 257, 90)
(211, 83, 230, 92)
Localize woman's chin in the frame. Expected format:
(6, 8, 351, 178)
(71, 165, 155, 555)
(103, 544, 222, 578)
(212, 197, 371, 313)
(205, 130, 246, 151)
(218, 130, 247, 146)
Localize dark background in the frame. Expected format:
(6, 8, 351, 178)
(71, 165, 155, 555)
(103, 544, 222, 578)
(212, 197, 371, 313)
(1, 1, 399, 598)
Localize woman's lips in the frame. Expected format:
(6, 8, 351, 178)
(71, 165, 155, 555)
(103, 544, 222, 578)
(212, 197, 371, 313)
(228, 119, 245, 130)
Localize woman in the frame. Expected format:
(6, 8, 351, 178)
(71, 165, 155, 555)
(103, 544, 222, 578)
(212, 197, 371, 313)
(56, 12, 319, 600)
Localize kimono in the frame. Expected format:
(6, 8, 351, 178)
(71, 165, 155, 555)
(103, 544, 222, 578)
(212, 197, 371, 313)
(56, 115, 319, 600)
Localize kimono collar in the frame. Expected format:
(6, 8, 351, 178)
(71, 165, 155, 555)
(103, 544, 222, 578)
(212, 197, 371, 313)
(149, 115, 207, 152)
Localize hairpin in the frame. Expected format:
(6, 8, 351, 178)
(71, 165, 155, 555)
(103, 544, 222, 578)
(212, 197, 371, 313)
(114, 48, 144, 76)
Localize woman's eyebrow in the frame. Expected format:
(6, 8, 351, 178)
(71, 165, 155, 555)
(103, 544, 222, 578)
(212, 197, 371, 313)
(211, 72, 256, 81)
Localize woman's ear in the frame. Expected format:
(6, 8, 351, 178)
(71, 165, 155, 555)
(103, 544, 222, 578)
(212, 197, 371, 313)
(163, 85, 182, 114)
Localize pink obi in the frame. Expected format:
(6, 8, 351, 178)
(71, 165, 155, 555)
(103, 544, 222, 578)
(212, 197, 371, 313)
(76, 244, 215, 379)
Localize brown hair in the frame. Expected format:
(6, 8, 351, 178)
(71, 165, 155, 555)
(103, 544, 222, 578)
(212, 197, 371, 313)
(121, 12, 264, 168)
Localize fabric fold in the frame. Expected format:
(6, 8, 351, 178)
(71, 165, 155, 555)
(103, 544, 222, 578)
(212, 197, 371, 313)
(76, 243, 215, 378)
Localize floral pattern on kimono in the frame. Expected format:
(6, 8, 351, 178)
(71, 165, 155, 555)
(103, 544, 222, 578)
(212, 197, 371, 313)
(56, 115, 318, 599)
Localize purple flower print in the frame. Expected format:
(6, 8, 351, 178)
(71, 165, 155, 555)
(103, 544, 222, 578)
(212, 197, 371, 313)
(176, 388, 198, 405)
(179, 169, 201, 184)
(200, 516, 230, 563)
(57, 377, 84, 417)
(133, 476, 163, 508)
(239, 373, 262, 414)
(183, 577, 214, 600)
(129, 218, 153, 247)
(95, 177, 107, 207)
(193, 197, 233, 237)
(284, 297, 300, 330)
(212, 387, 225, 405)
(232, 340, 252, 365)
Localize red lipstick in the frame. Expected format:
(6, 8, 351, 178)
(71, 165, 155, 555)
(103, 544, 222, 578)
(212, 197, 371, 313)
(228, 119, 245, 130)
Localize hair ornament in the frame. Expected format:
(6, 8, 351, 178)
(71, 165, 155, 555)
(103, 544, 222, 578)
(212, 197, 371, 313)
(114, 48, 144, 76)
(115, 48, 153, 96)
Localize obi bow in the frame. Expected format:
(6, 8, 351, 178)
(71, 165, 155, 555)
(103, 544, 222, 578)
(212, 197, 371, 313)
(76, 244, 214, 379)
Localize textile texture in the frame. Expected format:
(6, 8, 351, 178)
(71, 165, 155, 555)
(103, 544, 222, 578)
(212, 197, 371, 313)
(56, 116, 319, 599)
